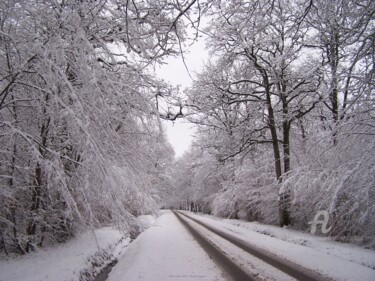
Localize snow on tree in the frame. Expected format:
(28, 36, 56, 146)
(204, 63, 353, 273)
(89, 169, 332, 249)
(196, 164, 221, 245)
(170, 0, 375, 248)
(0, 0, 198, 254)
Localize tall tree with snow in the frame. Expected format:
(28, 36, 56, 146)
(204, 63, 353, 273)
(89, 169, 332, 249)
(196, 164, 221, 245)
(0, 0, 198, 254)
(175, 0, 375, 246)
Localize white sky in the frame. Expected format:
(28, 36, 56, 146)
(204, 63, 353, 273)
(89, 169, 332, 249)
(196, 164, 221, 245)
(157, 35, 208, 158)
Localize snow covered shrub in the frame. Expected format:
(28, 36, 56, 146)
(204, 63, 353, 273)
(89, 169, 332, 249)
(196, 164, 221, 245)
(208, 150, 279, 224)
(233, 153, 279, 225)
(287, 117, 375, 248)
(212, 186, 239, 218)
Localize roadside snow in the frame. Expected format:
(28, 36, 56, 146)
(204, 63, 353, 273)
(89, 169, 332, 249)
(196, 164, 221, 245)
(187, 218, 296, 281)
(220, 216, 375, 269)
(136, 214, 156, 231)
(3, 211, 372, 281)
(185, 212, 375, 281)
(0, 227, 129, 281)
(107, 211, 227, 281)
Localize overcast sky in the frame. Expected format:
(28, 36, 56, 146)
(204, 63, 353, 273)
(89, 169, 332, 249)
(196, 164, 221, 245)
(157, 35, 208, 157)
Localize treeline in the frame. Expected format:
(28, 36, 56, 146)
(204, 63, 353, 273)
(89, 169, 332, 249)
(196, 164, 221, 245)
(167, 0, 375, 248)
(0, 0, 195, 254)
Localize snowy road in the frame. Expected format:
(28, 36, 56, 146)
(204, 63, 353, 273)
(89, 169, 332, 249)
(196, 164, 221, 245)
(107, 211, 227, 281)
(107, 210, 375, 281)
(175, 211, 324, 281)
(176, 211, 375, 281)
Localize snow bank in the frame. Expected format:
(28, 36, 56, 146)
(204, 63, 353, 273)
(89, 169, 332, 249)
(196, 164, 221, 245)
(136, 214, 156, 231)
(0, 227, 130, 281)
(187, 212, 375, 280)
(219, 216, 375, 270)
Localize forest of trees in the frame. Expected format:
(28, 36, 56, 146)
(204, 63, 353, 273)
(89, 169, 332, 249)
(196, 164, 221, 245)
(0, 0, 196, 254)
(1, 0, 374, 255)
(165, 0, 375, 248)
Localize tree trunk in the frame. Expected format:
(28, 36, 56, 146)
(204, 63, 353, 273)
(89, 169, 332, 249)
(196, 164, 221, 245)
(245, 47, 287, 226)
(26, 101, 50, 252)
(278, 82, 292, 227)
(328, 29, 340, 145)
(280, 118, 292, 227)
(259, 65, 282, 182)
(266, 85, 291, 226)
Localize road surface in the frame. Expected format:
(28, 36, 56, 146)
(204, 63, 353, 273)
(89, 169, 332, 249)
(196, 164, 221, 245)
(107, 210, 375, 281)
(107, 211, 227, 281)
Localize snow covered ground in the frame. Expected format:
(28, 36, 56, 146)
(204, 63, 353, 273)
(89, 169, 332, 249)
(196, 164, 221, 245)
(1, 211, 374, 281)
(0, 227, 129, 281)
(184, 211, 375, 281)
(0, 215, 157, 281)
(107, 211, 227, 281)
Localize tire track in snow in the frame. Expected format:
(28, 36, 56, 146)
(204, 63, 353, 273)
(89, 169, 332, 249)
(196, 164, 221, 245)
(174, 211, 257, 281)
(175, 211, 330, 281)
